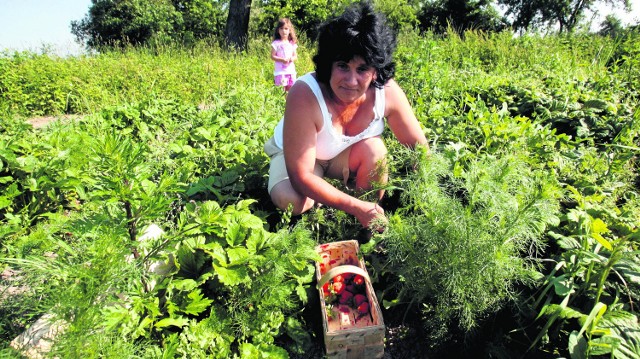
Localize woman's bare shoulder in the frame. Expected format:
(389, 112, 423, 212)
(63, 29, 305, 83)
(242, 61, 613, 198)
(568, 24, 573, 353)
(285, 77, 323, 128)
(287, 77, 319, 108)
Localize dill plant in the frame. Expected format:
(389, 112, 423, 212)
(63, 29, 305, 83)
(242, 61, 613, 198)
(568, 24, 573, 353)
(379, 146, 562, 340)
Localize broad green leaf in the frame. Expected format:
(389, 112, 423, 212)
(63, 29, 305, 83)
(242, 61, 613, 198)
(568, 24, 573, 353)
(284, 317, 313, 354)
(614, 259, 640, 285)
(239, 343, 260, 358)
(199, 201, 224, 222)
(183, 289, 213, 316)
(256, 344, 288, 358)
(233, 212, 264, 230)
(578, 302, 607, 337)
(588, 336, 617, 356)
(140, 178, 157, 195)
(133, 316, 154, 339)
(176, 246, 207, 278)
(214, 264, 250, 286)
(227, 247, 250, 265)
(226, 222, 246, 246)
(170, 278, 198, 292)
(591, 218, 609, 235)
(592, 233, 613, 251)
(552, 276, 574, 296)
(566, 209, 582, 223)
(102, 304, 138, 332)
(583, 99, 608, 111)
(239, 343, 288, 359)
(295, 283, 307, 304)
(246, 230, 270, 254)
(202, 241, 227, 266)
(568, 331, 587, 359)
(233, 199, 257, 212)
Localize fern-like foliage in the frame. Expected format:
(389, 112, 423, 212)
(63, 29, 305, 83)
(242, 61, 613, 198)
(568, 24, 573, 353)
(380, 147, 562, 338)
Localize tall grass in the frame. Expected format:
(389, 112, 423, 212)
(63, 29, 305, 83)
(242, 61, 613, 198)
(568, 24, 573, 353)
(0, 37, 313, 118)
(1, 30, 630, 119)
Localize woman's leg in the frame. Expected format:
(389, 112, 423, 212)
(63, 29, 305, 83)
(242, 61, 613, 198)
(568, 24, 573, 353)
(348, 137, 388, 200)
(270, 179, 316, 214)
(268, 152, 325, 214)
(324, 137, 388, 192)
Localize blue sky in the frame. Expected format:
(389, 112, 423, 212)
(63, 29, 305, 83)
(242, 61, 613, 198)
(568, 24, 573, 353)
(0, 0, 92, 56)
(0, 0, 638, 57)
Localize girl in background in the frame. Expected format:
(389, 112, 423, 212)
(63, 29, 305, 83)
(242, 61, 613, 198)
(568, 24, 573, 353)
(271, 18, 298, 93)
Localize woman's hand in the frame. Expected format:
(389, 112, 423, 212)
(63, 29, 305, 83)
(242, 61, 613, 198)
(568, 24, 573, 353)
(355, 201, 387, 232)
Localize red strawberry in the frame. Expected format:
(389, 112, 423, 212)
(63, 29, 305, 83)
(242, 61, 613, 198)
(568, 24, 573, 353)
(333, 274, 344, 283)
(332, 281, 345, 295)
(322, 282, 331, 296)
(354, 294, 367, 306)
(353, 275, 365, 286)
(357, 302, 369, 315)
(338, 291, 353, 305)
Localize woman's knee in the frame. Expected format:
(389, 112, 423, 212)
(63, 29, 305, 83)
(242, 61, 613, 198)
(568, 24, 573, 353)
(270, 181, 314, 214)
(350, 137, 387, 169)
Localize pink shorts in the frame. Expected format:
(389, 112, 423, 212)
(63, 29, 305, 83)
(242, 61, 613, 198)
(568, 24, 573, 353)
(274, 74, 295, 87)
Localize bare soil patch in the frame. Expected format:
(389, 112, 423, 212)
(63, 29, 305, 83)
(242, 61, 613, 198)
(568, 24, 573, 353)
(26, 115, 80, 129)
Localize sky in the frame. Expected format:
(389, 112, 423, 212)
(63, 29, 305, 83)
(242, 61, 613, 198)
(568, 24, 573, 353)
(0, 0, 92, 56)
(0, 0, 638, 57)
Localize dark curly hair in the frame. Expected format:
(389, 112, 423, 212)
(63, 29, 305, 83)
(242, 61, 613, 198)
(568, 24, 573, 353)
(313, 1, 396, 89)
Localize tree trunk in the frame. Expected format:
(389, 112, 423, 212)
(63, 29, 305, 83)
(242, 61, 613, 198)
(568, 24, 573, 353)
(224, 0, 251, 50)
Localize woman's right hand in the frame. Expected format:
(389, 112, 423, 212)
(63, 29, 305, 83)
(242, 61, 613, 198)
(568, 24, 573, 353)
(355, 201, 387, 232)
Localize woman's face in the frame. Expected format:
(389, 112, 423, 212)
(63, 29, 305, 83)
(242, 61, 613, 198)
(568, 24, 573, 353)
(329, 56, 376, 105)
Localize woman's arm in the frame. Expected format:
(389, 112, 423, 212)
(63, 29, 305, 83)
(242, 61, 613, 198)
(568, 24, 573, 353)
(384, 79, 429, 149)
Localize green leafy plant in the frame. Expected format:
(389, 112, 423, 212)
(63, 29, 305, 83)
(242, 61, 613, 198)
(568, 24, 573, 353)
(377, 147, 562, 340)
(101, 200, 320, 357)
(529, 186, 640, 358)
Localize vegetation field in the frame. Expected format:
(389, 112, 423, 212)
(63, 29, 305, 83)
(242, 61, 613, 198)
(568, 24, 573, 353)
(1, 29, 639, 358)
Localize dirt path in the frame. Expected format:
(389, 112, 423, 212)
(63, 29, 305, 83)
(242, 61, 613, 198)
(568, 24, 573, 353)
(26, 115, 80, 129)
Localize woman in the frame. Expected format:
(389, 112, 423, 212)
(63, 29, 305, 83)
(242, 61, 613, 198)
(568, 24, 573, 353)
(264, 1, 428, 229)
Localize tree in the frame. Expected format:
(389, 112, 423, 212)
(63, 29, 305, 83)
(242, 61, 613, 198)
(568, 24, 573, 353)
(72, 0, 179, 48)
(171, 0, 227, 44)
(599, 14, 624, 36)
(224, 0, 252, 50)
(417, 0, 506, 35)
(71, 0, 226, 50)
(250, 0, 418, 47)
(498, 0, 631, 33)
(249, 0, 348, 43)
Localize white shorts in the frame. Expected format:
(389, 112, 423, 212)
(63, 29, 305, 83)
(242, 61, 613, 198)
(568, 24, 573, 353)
(264, 137, 351, 194)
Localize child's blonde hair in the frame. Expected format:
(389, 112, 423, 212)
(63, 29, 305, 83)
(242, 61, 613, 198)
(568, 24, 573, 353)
(273, 18, 297, 43)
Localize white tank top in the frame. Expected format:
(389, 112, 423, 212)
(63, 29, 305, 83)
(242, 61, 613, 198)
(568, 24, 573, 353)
(273, 73, 385, 160)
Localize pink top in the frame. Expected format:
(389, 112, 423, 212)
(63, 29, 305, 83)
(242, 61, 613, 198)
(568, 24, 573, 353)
(273, 73, 385, 160)
(271, 40, 297, 76)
